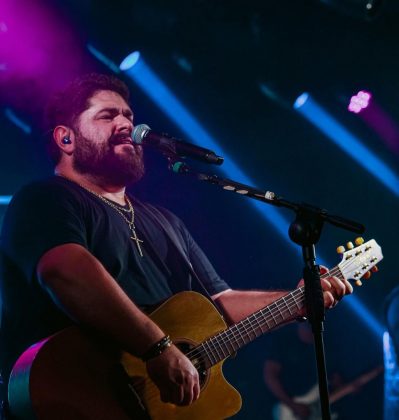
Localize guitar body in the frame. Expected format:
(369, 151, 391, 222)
(9, 292, 242, 420)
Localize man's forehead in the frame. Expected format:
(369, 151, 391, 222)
(87, 90, 132, 112)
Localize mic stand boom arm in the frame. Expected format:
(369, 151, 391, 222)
(170, 161, 364, 234)
(169, 159, 365, 420)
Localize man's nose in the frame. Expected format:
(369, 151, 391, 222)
(115, 115, 133, 132)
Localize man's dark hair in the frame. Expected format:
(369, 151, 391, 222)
(44, 73, 130, 164)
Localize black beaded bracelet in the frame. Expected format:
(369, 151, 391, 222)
(141, 335, 172, 362)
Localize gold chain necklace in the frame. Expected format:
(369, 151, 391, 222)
(59, 176, 144, 257)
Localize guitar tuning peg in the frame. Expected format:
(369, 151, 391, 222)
(355, 279, 363, 286)
(337, 245, 345, 254)
(346, 241, 354, 250)
(371, 266, 379, 273)
(362, 271, 372, 280)
(355, 237, 364, 246)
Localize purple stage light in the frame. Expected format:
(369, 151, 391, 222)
(0, 0, 85, 113)
(348, 90, 372, 113)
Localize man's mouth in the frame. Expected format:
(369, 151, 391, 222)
(111, 135, 133, 146)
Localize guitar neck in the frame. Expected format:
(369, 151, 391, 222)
(192, 266, 343, 368)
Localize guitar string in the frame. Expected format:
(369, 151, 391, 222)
(134, 293, 308, 400)
(185, 266, 341, 362)
(134, 291, 312, 401)
(187, 288, 305, 366)
(187, 267, 356, 365)
(133, 250, 377, 399)
(184, 254, 375, 365)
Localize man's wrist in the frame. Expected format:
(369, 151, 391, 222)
(141, 335, 173, 362)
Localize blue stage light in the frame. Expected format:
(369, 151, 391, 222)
(120, 51, 141, 71)
(293, 92, 309, 109)
(294, 93, 399, 196)
(0, 196, 12, 205)
(4, 108, 31, 135)
(87, 44, 120, 74)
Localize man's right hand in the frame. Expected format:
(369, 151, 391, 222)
(146, 344, 200, 406)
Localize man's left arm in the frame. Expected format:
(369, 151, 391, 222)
(178, 219, 353, 324)
(212, 269, 353, 324)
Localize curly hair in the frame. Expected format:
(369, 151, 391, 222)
(44, 73, 130, 164)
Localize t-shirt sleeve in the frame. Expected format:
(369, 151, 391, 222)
(158, 207, 230, 295)
(1, 183, 87, 282)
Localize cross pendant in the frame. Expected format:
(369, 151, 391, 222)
(130, 228, 144, 257)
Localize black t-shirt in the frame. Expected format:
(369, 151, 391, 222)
(0, 176, 229, 383)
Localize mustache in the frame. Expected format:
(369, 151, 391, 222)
(109, 133, 133, 146)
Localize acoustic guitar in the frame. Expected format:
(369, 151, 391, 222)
(8, 239, 383, 419)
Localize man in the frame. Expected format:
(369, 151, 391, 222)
(264, 323, 345, 420)
(264, 323, 318, 419)
(0, 73, 352, 418)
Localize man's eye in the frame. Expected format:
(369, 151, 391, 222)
(100, 115, 113, 120)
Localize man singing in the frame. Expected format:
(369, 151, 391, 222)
(0, 73, 352, 419)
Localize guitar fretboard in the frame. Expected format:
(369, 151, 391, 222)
(189, 269, 344, 369)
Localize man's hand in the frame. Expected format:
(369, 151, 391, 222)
(146, 344, 200, 406)
(297, 266, 353, 313)
(319, 265, 353, 308)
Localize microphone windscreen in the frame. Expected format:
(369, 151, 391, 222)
(132, 124, 150, 144)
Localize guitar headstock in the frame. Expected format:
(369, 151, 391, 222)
(337, 238, 383, 286)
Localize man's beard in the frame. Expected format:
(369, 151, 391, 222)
(72, 131, 145, 186)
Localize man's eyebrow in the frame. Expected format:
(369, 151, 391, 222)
(95, 107, 134, 117)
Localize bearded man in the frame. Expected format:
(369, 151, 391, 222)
(0, 73, 352, 419)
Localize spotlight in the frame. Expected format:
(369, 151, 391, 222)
(0, 196, 12, 205)
(293, 93, 309, 109)
(120, 51, 141, 71)
(348, 90, 372, 113)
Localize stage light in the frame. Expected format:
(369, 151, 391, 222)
(294, 93, 399, 196)
(120, 51, 141, 71)
(0, 196, 12, 205)
(348, 90, 372, 113)
(87, 44, 120, 74)
(294, 92, 309, 109)
(4, 108, 31, 135)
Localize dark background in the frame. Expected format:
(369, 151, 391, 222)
(1, 0, 398, 418)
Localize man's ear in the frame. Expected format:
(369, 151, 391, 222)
(53, 125, 75, 155)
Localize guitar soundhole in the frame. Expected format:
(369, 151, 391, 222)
(176, 341, 210, 389)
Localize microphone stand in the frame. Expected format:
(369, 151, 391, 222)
(167, 158, 365, 420)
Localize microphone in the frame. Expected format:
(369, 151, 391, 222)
(132, 124, 224, 165)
